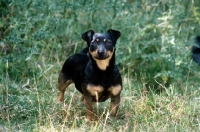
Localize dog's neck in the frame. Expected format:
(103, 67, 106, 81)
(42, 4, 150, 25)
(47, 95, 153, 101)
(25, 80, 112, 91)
(90, 52, 115, 71)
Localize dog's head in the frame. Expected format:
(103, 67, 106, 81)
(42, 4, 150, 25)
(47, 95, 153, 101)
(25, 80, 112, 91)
(82, 29, 121, 70)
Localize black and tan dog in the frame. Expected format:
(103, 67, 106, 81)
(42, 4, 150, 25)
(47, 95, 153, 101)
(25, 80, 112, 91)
(57, 29, 122, 120)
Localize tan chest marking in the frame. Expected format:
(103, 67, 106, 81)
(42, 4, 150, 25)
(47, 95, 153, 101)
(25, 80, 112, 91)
(87, 85, 104, 102)
(108, 85, 122, 96)
(87, 85, 104, 96)
(94, 57, 111, 70)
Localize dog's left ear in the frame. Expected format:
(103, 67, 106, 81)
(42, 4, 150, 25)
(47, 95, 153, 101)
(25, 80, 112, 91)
(82, 30, 95, 45)
(107, 29, 121, 42)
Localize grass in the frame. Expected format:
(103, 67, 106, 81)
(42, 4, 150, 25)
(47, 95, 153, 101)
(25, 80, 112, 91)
(1, 59, 200, 131)
(1, 0, 200, 131)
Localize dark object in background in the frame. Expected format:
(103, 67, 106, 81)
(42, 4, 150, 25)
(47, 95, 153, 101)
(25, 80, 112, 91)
(192, 36, 200, 64)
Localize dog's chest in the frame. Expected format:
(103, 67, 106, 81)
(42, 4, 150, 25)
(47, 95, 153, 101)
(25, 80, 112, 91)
(86, 84, 121, 102)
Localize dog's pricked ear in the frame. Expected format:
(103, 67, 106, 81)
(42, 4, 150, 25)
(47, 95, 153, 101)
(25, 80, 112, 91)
(82, 30, 95, 44)
(107, 29, 121, 42)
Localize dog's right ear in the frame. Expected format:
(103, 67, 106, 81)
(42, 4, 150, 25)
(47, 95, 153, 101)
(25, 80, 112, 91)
(82, 30, 95, 45)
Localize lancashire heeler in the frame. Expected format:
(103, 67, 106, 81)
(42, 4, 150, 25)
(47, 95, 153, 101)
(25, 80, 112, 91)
(57, 29, 122, 120)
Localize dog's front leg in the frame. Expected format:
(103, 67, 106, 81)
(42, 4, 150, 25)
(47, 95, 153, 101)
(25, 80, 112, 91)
(110, 95, 120, 117)
(84, 96, 94, 120)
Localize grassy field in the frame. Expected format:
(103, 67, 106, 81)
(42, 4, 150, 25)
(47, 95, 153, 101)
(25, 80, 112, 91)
(1, 0, 200, 131)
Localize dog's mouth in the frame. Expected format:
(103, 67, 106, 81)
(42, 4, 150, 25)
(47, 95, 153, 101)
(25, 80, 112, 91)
(89, 48, 110, 60)
(89, 49, 114, 70)
(93, 55, 109, 60)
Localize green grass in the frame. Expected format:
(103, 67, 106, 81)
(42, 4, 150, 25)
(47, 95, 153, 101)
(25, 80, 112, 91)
(1, 68, 200, 131)
(1, 0, 200, 131)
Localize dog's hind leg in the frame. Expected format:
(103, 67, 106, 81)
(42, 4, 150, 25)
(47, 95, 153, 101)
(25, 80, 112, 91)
(57, 72, 72, 102)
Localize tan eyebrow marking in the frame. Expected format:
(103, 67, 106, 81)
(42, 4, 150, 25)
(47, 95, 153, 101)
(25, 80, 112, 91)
(103, 39, 106, 42)
(96, 39, 99, 42)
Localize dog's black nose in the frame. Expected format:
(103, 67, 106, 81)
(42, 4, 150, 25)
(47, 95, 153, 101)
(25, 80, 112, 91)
(98, 50, 104, 55)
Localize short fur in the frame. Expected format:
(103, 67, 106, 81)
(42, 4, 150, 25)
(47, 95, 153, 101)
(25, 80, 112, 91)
(57, 29, 122, 120)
